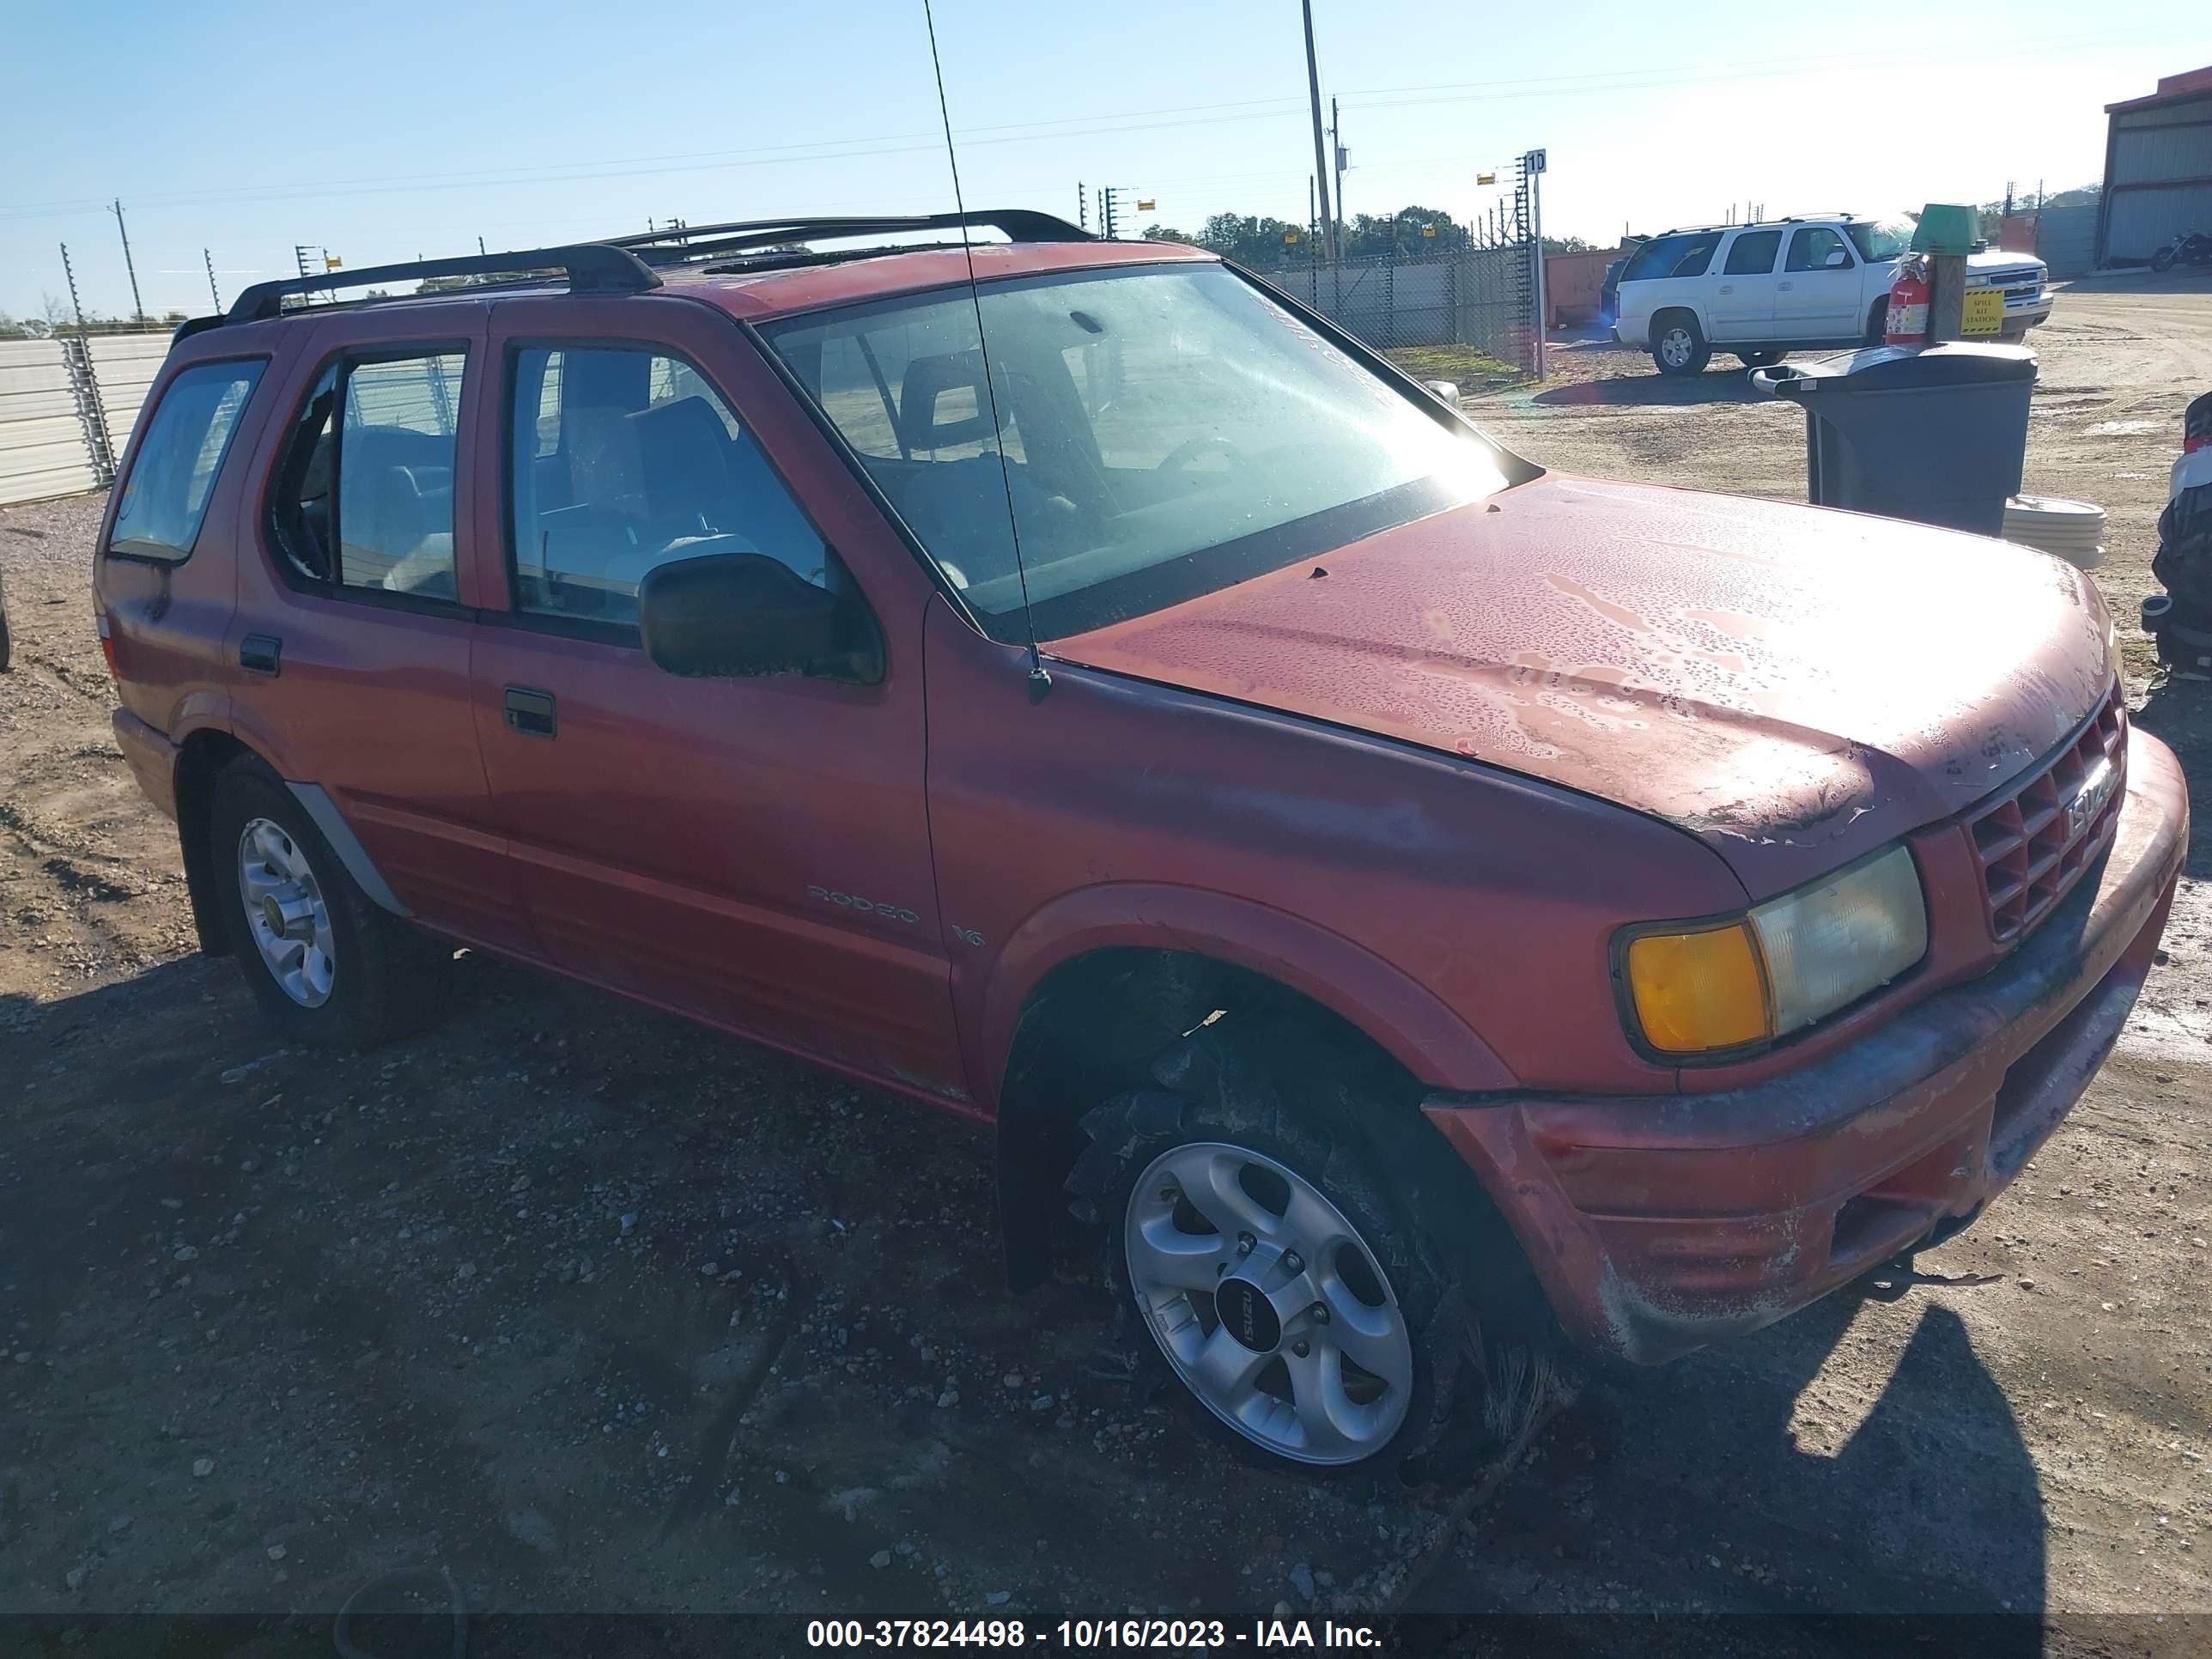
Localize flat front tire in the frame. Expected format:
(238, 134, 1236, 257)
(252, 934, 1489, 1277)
(208, 759, 440, 1048)
(1066, 1021, 1553, 1481)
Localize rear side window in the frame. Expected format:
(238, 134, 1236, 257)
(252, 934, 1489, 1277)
(266, 350, 467, 601)
(506, 344, 829, 629)
(1621, 232, 1723, 282)
(1722, 230, 1782, 276)
(108, 361, 265, 562)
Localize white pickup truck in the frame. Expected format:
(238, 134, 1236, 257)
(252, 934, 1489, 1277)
(1613, 213, 2051, 376)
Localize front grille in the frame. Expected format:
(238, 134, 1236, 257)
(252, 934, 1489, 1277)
(1967, 685, 2127, 945)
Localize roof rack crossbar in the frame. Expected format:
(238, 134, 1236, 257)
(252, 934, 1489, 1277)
(609, 210, 1093, 258)
(224, 244, 660, 325)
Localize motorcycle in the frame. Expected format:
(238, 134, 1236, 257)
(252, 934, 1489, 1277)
(2150, 228, 2212, 273)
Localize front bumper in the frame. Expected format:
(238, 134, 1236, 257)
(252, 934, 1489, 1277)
(1425, 726, 2188, 1364)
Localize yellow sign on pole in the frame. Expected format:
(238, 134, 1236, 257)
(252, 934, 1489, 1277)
(1137, 199, 1155, 212)
(1421, 224, 1437, 238)
(324, 256, 343, 270)
(1284, 230, 1300, 244)
(1476, 173, 1496, 185)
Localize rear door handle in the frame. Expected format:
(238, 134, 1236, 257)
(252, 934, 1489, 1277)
(240, 634, 282, 677)
(502, 685, 557, 738)
(1778, 281, 1795, 290)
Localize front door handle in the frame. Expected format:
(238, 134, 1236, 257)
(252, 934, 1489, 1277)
(240, 634, 282, 677)
(502, 685, 557, 738)
(1778, 281, 1795, 290)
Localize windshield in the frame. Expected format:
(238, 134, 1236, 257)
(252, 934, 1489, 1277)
(763, 264, 1513, 641)
(1845, 216, 1915, 263)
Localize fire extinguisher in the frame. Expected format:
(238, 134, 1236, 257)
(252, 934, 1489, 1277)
(1885, 255, 1930, 347)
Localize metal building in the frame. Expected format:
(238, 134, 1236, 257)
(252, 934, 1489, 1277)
(2100, 65, 2212, 266)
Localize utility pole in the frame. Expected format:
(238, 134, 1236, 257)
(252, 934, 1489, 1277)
(295, 245, 316, 281)
(204, 248, 220, 312)
(478, 235, 488, 255)
(111, 200, 144, 326)
(1300, 0, 1337, 268)
(1330, 97, 1346, 247)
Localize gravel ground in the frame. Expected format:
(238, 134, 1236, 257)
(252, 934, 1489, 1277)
(1, 277, 2209, 1643)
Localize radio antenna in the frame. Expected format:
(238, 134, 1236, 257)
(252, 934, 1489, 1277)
(920, 0, 1050, 701)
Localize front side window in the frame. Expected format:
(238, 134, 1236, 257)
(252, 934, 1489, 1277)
(1785, 227, 1853, 272)
(1845, 217, 1916, 263)
(108, 360, 265, 562)
(1722, 230, 1782, 276)
(765, 264, 1511, 641)
(506, 346, 830, 628)
(266, 349, 465, 600)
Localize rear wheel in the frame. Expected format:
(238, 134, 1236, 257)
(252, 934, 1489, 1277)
(1651, 313, 1710, 376)
(2152, 245, 2178, 274)
(209, 758, 441, 1048)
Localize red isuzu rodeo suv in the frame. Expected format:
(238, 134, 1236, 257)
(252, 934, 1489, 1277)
(92, 212, 2186, 1477)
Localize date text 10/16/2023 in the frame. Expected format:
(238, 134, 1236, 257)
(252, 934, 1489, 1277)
(805, 1619, 1384, 1650)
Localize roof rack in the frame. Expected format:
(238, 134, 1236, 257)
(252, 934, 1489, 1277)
(609, 210, 1093, 267)
(224, 244, 660, 325)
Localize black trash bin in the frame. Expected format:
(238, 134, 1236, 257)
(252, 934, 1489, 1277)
(1750, 343, 2037, 537)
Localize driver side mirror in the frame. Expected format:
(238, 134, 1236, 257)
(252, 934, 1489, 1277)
(1825, 248, 1850, 269)
(639, 551, 882, 683)
(1423, 379, 1462, 406)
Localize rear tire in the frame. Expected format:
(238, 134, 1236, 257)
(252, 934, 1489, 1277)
(2152, 246, 2178, 274)
(1065, 1018, 1557, 1483)
(1650, 313, 1710, 376)
(208, 758, 441, 1048)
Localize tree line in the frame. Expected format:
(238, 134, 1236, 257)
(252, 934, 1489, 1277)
(1139, 206, 1594, 268)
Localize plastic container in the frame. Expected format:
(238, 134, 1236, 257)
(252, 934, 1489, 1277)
(1751, 343, 2038, 537)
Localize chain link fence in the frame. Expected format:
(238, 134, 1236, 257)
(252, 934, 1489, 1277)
(1274, 243, 1539, 374)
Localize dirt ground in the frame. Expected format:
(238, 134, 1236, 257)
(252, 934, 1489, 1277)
(2, 277, 2209, 1645)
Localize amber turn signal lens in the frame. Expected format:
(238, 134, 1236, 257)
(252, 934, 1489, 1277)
(1624, 923, 1772, 1054)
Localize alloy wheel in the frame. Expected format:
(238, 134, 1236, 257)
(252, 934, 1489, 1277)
(237, 817, 336, 1008)
(1122, 1140, 1414, 1466)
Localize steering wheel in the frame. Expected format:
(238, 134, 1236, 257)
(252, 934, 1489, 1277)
(1154, 434, 1245, 474)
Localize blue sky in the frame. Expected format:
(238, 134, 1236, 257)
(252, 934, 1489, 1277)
(0, 0, 2195, 319)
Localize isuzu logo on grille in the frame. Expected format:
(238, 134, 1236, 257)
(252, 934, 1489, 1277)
(2065, 760, 2116, 842)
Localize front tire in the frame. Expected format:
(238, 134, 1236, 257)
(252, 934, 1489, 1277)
(1650, 313, 1710, 376)
(1066, 1022, 1548, 1480)
(209, 759, 439, 1048)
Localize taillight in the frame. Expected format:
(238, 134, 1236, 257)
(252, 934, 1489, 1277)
(95, 611, 118, 676)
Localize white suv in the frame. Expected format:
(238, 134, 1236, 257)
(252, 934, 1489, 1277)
(1613, 213, 2051, 376)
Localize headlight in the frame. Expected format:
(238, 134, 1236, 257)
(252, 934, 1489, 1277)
(1620, 845, 1928, 1057)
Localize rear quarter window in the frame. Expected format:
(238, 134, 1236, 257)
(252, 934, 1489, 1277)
(108, 360, 265, 562)
(1620, 232, 1723, 283)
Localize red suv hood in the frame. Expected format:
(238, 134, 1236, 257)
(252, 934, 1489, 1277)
(1050, 474, 2115, 896)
